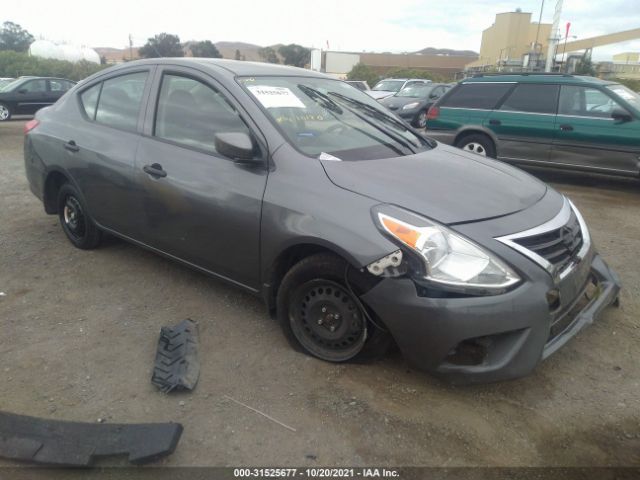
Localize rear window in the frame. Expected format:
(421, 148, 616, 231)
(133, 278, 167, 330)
(440, 83, 513, 109)
(80, 83, 101, 119)
(95, 72, 148, 132)
(500, 84, 559, 114)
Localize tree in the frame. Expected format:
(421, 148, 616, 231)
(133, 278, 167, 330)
(234, 49, 242, 60)
(189, 40, 221, 58)
(138, 33, 183, 58)
(277, 44, 310, 67)
(0, 22, 34, 53)
(346, 63, 379, 88)
(258, 46, 279, 64)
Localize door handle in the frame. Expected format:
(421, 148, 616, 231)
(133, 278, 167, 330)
(489, 119, 501, 126)
(64, 140, 79, 152)
(143, 163, 167, 178)
(559, 124, 574, 131)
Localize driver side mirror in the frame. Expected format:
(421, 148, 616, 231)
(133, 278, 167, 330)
(214, 132, 259, 163)
(611, 108, 633, 123)
(17, 89, 27, 94)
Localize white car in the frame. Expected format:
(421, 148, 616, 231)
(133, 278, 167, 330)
(366, 78, 432, 100)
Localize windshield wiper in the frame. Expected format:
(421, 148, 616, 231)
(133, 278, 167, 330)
(326, 92, 423, 153)
(297, 85, 407, 156)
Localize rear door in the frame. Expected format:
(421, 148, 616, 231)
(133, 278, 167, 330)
(484, 83, 559, 162)
(70, 68, 154, 236)
(133, 66, 268, 289)
(551, 85, 640, 174)
(14, 78, 49, 114)
(48, 79, 75, 104)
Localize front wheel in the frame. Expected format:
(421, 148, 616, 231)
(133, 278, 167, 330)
(277, 253, 391, 363)
(57, 183, 102, 249)
(412, 111, 427, 129)
(0, 103, 11, 122)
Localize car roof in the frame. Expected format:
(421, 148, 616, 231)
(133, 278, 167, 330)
(462, 73, 616, 86)
(94, 58, 329, 79)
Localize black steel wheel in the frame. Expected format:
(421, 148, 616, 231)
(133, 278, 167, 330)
(57, 183, 102, 249)
(289, 279, 367, 362)
(277, 253, 392, 363)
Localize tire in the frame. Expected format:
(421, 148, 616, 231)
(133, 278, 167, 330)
(0, 103, 11, 122)
(455, 133, 496, 158)
(412, 110, 428, 129)
(57, 183, 102, 249)
(277, 253, 392, 363)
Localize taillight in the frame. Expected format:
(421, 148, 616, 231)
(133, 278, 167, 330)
(24, 119, 40, 135)
(426, 106, 440, 120)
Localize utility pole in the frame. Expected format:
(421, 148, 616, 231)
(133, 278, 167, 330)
(534, 0, 545, 67)
(129, 34, 133, 61)
(545, 0, 563, 72)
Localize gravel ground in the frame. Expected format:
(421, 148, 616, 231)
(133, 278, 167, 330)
(0, 118, 639, 468)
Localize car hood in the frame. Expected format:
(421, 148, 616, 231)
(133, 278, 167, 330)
(320, 143, 547, 225)
(366, 90, 396, 100)
(379, 96, 426, 111)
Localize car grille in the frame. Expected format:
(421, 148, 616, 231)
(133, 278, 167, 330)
(510, 209, 583, 272)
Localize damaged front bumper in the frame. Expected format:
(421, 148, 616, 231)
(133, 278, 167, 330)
(361, 254, 620, 384)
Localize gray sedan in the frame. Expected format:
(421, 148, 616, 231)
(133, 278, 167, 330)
(23, 59, 620, 383)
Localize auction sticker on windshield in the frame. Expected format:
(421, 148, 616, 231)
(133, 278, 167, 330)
(247, 86, 305, 108)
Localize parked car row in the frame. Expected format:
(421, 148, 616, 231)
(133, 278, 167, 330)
(0, 76, 76, 121)
(425, 73, 640, 179)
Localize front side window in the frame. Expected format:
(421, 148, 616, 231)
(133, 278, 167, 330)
(240, 76, 431, 160)
(95, 71, 148, 131)
(558, 86, 623, 118)
(154, 74, 250, 154)
(441, 83, 513, 109)
(21, 79, 47, 93)
(500, 84, 559, 114)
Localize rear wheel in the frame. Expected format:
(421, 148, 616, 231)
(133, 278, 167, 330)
(455, 133, 496, 158)
(0, 103, 11, 122)
(57, 183, 102, 249)
(277, 253, 391, 363)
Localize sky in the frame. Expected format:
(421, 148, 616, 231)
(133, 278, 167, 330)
(2, 0, 639, 61)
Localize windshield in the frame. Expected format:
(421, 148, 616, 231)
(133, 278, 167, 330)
(240, 76, 431, 160)
(372, 80, 404, 92)
(0, 78, 22, 92)
(396, 85, 434, 98)
(607, 84, 640, 110)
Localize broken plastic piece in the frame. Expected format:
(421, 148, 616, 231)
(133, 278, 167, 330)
(151, 319, 200, 393)
(0, 411, 183, 466)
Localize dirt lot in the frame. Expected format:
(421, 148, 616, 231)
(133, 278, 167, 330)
(1, 118, 639, 468)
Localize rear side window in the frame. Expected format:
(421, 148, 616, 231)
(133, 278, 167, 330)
(440, 83, 512, 109)
(80, 83, 101, 119)
(500, 84, 559, 114)
(95, 72, 148, 131)
(154, 74, 250, 154)
(50, 79, 74, 92)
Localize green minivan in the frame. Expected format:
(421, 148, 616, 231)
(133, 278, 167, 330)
(425, 74, 640, 178)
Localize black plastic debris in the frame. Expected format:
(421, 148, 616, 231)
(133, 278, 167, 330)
(0, 411, 183, 466)
(151, 319, 200, 393)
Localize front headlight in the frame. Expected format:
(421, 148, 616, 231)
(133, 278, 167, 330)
(373, 206, 520, 292)
(402, 102, 420, 110)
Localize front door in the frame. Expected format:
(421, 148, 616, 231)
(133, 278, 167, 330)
(551, 85, 640, 175)
(484, 83, 559, 163)
(134, 68, 268, 290)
